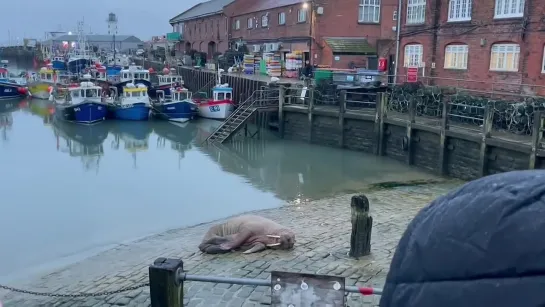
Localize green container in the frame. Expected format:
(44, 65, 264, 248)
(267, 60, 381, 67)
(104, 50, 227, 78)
(314, 69, 333, 81)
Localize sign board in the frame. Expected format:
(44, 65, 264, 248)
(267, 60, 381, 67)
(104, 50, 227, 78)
(166, 32, 180, 41)
(270, 271, 345, 306)
(334, 56, 340, 61)
(407, 67, 418, 83)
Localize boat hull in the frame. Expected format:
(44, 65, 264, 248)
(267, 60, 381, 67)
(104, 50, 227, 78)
(197, 101, 234, 119)
(0, 82, 27, 99)
(107, 102, 150, 121)
(51, 60, 66, 71)
(152, 100, 197, 122)
(55, 101, 107, 124)
(67, 58, 92, 74)
(28, 82, 53, 99)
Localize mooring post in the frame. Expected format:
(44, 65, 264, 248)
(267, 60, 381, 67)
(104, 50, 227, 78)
(438, 99, 450, 175)
(349, 195, 373, 258)
(149, 258, 184, 307)
(529, 111, 543, 169)
(339, 90, 347, 148)
(374, 92, 388, 155)
(308, 86, 314, 143)
(479, 102, 494, 176)
(406, 99, 417, 165)
(278, 85, 285, 138)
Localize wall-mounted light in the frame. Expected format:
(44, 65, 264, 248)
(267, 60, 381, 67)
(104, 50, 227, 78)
(480, 38, 486, 47)
(302, 2, 309, 8)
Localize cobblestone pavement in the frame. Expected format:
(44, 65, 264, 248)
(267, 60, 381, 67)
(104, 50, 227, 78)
(0, 181, 461, 306)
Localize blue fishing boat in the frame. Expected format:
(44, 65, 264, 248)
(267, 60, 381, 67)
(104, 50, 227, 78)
(151, 87, 197, 123)
(148, 68, 184, 99)
(107, 83, 150, 120)
(113, 64, 151, 96)
(51, 56, 67, 71)
(54, 75, 107, 124)
(0, 67, 29, 99)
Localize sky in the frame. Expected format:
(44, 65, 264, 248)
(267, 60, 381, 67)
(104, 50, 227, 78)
(0, 0, 201, 45)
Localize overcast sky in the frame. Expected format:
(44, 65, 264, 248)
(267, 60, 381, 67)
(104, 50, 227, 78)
(0, 0, 200, 44)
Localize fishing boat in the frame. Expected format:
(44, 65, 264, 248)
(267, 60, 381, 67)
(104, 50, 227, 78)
(192, 69, 234, 120)
(51, 56, 67, 71)
(107, 83, 150, 120)
(53, 74, 107, 124)
(0, 67, 29, 99)
(27, 66, 69, 99)
(52, 118, 110, 172)
(66, 21, 97, 74)
(151, 87, 197, 123)
(111, 64, 151, 95)
(148, 68, 184, 99)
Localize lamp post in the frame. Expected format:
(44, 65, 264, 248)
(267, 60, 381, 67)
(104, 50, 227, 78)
(302, 1, 314, 65)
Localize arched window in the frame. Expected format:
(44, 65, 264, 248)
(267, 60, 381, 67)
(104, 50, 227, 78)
(490, 43, 519, 72)
(444, 44, 468, 69)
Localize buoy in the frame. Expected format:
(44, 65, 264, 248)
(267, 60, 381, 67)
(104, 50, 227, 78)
(162, 68, 169, 74)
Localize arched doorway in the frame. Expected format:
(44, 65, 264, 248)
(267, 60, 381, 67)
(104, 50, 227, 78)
(185, 42, 191, 53)
(207, 41, 217, 59)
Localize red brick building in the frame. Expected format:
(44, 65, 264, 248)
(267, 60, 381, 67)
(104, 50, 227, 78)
(397, 0, 545, 93)
(169, 0, 234, 57)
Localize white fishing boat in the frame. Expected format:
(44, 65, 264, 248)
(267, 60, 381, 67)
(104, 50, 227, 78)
(192, 69, 234, 120)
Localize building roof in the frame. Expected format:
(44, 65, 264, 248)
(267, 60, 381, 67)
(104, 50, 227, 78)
(324, 37, 376, 54)
(170, 0, 234, 24)
(228, 0, 305, 16)
(49, 35, 142, 43)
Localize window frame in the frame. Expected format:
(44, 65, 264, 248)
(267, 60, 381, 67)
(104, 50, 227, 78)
(447, 0, 472, 22)
(278, 12, 286, 25)
(489, 43, 520, 72)
(234, 19, 240, 30)
(297, 9, 307, 23)
(261, 15, 268, 27)
(404, 44, 423, 67)
(406, 0, 426, 24)
(247, 17, 253, 29)
(542, 46, 545, 73)
(358, 0, 381, 23)
(444, 44, 469, 69)
(494, 0, 524, 19)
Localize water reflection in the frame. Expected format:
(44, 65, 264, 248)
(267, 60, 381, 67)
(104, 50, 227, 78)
(154, 121, 198, 168)
(110, 121, 153, 169)
(28, 99, 54, 126)
(0, 99, 27, 142)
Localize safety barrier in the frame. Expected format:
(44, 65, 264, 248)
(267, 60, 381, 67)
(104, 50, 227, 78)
(149, 257, 382, 307)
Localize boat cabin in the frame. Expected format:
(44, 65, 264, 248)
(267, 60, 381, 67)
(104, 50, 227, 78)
(52, 56, 64, 62)
(122, 83, 148, 99)
(90, 67, 107, 81)
(212, 86, 233, 101)
(120, 65, 150, 83)
(0, 68, 8, 81)
(158, 75, 183, 86)
(66, 81, 102, 103)
(38, 68, 56, 83)
(172, 88, 191, 101)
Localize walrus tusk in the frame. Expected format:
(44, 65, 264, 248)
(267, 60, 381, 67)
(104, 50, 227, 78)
(266, 235, 281, 238)
(266, 243, 281, 247)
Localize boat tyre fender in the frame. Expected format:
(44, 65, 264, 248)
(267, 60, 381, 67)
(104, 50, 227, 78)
(402, 136, 409, 151)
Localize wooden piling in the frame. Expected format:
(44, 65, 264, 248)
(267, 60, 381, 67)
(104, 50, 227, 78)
(479, 103, 494, 176)
(374, 93, 387, 155)
(349, 195, 372, 258)
(529, 111, 543, 169)
(438, 99, 450, 174)
(308, 87, 314, 143)
(279, 86, 285, 138)
(406, 99, 416, 165)
(339, 90, 347, 148)
(149, 258, 184, 307)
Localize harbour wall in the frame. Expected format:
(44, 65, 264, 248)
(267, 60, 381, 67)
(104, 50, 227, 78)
(177, 66, 545, 181)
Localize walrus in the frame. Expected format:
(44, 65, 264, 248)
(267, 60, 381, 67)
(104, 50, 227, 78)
(198, 215, 296, 254)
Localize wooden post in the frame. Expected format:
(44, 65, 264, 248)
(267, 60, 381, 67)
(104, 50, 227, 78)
(438, 99, 450, 174)
(149, 258, 184, 307)
(479, 103, 494, 176)
(374, 92, 388, 155)
(279, 86, 285, 138)
(308, 86, 314, 143)
(406, 99, 416, 165)
(529, 111, 543, 169)
(349, 195, 373, 258)
(339, 90, 346, 147)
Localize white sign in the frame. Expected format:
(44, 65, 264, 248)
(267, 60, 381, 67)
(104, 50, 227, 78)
(334, 56, 340, 61)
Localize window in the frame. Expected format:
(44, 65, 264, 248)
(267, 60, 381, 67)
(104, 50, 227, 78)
(490, 43, 520, 71)
(444, 45, 468, 69)
(448, 0, 471, 21)
(407, 0, 426, 24)
(233, 19, 240, 29)
(261, 15, 268, 27)
(297, 9, 307, 22)
(393, 10, 398, 20)
(494, 0, 524, 18)
(278, 12, 286, 24)
(404, 44, 423, 67)
(247, 17, 253, 28)
(542, 47, 545, 73)
(358, 0, 380, 23)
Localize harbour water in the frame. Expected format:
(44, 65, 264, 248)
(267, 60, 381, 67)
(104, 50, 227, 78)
(0, 96, 439, 284)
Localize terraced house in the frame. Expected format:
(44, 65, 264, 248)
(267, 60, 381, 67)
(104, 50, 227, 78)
(398, 0, 545, 94)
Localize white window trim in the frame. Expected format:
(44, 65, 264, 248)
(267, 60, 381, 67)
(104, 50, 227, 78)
(298, 9, 307, 22)
(542, 46, 545, 73)
(406, 0, 426, 24)
(404, 44, 423, 67)
(494, 0, 524, 19)
(247, 18, 253, 29)
(489, 43, 520, 72)
(444, 45, 468, 69)
(358, 0, 381, 23)
(235, 19, 240, 29)
(279, 12, 286, 25)
(447, 0, 472, 22)
(261, 15, 268, 27)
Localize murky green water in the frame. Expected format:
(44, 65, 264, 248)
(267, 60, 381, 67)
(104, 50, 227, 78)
(0, 92, 441, 282)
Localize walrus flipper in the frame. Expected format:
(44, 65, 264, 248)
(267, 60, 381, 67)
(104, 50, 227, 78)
(219, 228, 253, 251)
(242, 242, 266, 254)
